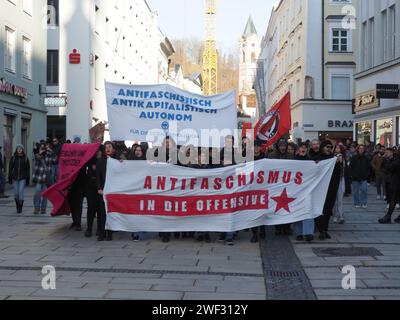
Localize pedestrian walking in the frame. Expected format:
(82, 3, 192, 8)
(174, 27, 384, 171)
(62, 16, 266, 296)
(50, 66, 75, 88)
(349, 145, 371, 209)
(371, 145, 387, 200)
(379, 148, 400, 224)
(0, 145, 9, 199)
(293, 143, 314, 242)
(8, 145, 30, 213)
(32, 143, 56, 214)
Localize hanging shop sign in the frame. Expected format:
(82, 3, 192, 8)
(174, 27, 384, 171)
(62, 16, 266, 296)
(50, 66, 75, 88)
(44, 96, 67, 107)
(0, 78, 28, 103)
(376, 84, 399, 99)
(354, 89, 379, 112)
(69, 49, 81, 64)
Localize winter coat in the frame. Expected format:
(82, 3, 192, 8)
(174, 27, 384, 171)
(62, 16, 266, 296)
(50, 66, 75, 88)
(349, 154, 371, 181)
(8, 155, 30, 184)
(371, 154, 385, 176)
(32, 151, 56, 184)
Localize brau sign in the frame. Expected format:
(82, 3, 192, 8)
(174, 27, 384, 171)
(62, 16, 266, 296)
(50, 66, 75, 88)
(105, 82, 237, 147)
(103, 158, 337, 232)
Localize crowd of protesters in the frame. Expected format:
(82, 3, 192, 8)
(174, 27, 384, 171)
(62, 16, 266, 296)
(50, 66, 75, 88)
(1, 135, 400, 244)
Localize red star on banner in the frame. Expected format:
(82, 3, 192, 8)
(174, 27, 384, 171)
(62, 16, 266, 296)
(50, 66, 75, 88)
(272, 188, 296, 213)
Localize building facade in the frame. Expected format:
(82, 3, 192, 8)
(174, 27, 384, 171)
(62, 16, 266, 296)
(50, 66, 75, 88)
(46, 0, 168, 142)
(239, 16, 261, 120)
(256, 0, 357, 142)
(354, 0, 400, 147)
(1, 0, 47, 170)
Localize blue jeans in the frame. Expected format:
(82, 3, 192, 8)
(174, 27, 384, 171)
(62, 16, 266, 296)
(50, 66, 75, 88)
(52, 164, 59, 184)
(0, 172, 5, 194)
(294, 219, 315, 236)
(34, 183, 47, 210)
(13, 180, 26, 201)
(352, 180, 368, 206)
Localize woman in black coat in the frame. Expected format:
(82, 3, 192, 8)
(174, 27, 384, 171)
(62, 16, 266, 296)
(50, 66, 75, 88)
(8, 144, 30, 213)
(315, 140, 342, 240)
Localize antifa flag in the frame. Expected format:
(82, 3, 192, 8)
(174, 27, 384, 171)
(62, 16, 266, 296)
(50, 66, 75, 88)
(43, 143, 100, 216)
(255, 92, 291, 148)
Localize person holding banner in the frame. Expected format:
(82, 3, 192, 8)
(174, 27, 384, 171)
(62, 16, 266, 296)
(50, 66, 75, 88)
(250, 140, 267, 243)
(97, 141, 117, 241)
(315, 140, 342, 240)
(293, 143, 314, 242)
(269, 139, 293, 236)
(84, 148, 103, 238)
(67, 164, 86, 232)
(130, 144, 147, 242)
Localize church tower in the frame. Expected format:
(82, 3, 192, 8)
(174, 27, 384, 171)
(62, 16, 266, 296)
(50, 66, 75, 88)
(239, 16, 261, 118)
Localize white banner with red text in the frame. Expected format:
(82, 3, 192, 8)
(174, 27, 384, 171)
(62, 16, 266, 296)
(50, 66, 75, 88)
(104, 158, 336, 232)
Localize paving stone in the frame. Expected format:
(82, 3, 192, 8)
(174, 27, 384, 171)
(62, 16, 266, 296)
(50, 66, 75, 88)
(151, 285, 216, 293)
(363, 279, 400, 288)
(182, 292, 265, 300)
(105, 289, 183, 300)
(310, 279, 367, 289)
(32, 288, 108, 298)
(162, 274, 224, 281)
(314, 289, 400, 296)
(110, 277, 195, 286)
(0, 286, 39, 296)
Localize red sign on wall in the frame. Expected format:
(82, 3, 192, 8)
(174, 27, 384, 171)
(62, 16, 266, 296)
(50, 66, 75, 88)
(69, 49, 81, 64)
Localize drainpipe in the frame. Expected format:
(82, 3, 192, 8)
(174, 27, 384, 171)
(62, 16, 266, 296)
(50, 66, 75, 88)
(322, 0, 325, 99)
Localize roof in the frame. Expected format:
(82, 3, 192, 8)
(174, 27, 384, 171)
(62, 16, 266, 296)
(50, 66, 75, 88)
(242, 16, 258, 37)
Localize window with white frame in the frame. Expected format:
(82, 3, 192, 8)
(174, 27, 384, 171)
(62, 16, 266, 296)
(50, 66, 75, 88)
(331, 75, 351, 100)
(331, 29, 349, 52)
(22, 37, 32, 79)
(5, 26, 16, 72)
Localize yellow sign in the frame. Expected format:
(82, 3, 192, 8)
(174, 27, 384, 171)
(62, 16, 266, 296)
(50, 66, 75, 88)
(355, 90, 379, 112)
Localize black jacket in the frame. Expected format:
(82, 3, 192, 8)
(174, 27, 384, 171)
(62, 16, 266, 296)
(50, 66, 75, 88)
(8, 155, 30, 183)
(350, 154, 371, 181)
(318, 152, 341, 216)
(0, 151, 3, 171)
(382, 158, 400, 186)
(308, 150, 320, 161)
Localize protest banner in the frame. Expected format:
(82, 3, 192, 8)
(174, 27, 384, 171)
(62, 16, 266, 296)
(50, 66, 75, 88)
(43, 143, 100, 216)
(104, 158, 336, 232)
(105, 82, 237, 147)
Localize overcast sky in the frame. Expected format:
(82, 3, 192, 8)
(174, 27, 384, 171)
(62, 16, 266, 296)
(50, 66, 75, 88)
(147, 0, 278, 54)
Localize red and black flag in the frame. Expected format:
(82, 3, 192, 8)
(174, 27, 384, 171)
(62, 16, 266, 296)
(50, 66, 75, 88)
(255, 92, 291, 148)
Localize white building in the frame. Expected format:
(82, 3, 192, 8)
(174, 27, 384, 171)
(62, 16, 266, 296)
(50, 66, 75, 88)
(256, 0, 357, 143)
(354, 0, 400, 147)
(1, 0, 47, 168)
(46, 0, 169, 142)
(239, 16, 261, 120)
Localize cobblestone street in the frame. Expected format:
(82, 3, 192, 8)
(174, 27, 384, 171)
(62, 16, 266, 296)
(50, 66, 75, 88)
(0, 186, 399, 300)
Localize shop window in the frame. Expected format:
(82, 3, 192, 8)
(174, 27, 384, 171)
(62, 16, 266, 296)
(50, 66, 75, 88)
(356, 121, 372, 145)
(376, 118, 393, 148)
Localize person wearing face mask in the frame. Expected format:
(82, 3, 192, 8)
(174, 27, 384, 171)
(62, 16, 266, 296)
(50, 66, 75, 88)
(315, 140, 342, 240)
(371, 146, 387, 200)
(8, 145, 30, 213)
(97, 141, 117, 241)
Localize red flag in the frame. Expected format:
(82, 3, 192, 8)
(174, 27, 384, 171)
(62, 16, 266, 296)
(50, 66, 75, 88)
(43, 143, 100, 216)
(255, 92, 291, 148)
